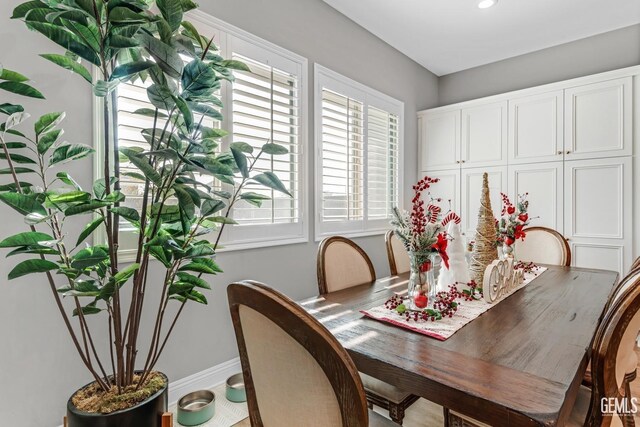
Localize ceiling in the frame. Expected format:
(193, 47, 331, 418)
(322, 0, 640, 76)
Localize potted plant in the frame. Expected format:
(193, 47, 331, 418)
(0, 0, 292, 425)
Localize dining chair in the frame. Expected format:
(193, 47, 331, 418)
(513, 226, 571, 266)
(317, 236, 419, 424)
(632, 257, 640, 272)
(385, 230, 410, 276)
(446, 271, 640, 427)
(227, 281, 399, 427)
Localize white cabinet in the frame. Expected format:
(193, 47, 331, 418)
(461, 101, 508, 168)
(418, 67, 638, 274)
(461, 166, 507, 237)
(564, 77, 633, 160)
(508, 91, 564, 164)
(564, 157, 632, 273)
(419, 110, 460, 171)
(508, 162, 563, 232)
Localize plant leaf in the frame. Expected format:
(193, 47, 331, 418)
(0, 152, 36, 164)
(76, 216, 104, 246)
(109, 206, 140, 223)
(0, 167, 37, 175)
(37, 128, 63, 154)
(230, 145, 248, 178)
(0, 81, 44, 99)
(8, 259, 59, 279)
(64, 200, 111, 216)
(0, 231, 54, 248)
(120, 148, 162, 186)
(40, 53, 92, 83)
(26, 22, 101, 66)
(0, 192, 46, 216)
(49, 143, 94, 165)
(0, 68, 29, 82)
(200, 199, 225, 217)
(136, 32, 183, 78)
(252, 171, 292, 197)
(35, 112, 65, 136)
(47, 191, 91, 204)
(0, 103, 25, 115)
(157, 0, 183, 31)
(178, 257, 222, 274)
(147, 84, 176, 111)
(111, 60, 155, 80)
(71, 246, 109, 269)
(261, 143, 289, 156)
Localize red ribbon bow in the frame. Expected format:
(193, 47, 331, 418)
(433, 233, 449, 269)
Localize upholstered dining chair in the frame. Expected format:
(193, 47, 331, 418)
(446, 271, 640, 427)
(385, 230, 410, 276)
(317, 236, 419, 424)
(227, 281, 399, 427)
(583, 266, 640, 389)
(513, 226, 571, 266)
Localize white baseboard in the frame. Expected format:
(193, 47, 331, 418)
(58, 357, 242, 427)
(168, 357, 241, 406)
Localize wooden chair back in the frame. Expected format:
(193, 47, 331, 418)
(514, 226, 571, 266)
(317, 236, 376, 294)
(227, 281, 369, 427)
(385, 230, 410, 276)
(631, 257, 640, 272)
(588, 272, 640, 426)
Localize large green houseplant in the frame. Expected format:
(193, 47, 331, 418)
(0, 0, 291, 424)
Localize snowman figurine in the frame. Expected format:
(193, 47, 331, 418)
(437, 222, 471, 293)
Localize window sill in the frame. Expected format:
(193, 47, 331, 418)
(115, 235, 309, 263)
(314, 228, 390, 242)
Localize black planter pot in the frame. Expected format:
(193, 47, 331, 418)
(66, 372, 168, 427)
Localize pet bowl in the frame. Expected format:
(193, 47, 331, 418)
(225, 373, 247, 403)
(177, 390, 215, 426)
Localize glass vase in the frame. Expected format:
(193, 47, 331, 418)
(407, 251, 436, 310)
(501, 243, 515, 260)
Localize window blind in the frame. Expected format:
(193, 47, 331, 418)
(230, 54, 300, 225)
(367, 106, 399, 220)
(320, 88, 364, 222)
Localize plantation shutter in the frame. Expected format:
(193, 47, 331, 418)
(320, 88, 364, 223)
(316, 66, 403, 238)
(367, 106, 399, 220)
(230, 54, 300, 225)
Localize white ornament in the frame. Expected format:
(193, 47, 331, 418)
(437, 223, 471, 292)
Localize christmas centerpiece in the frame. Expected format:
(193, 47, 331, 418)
(498, 192, 531, 259)
(390, 177, 453, 309)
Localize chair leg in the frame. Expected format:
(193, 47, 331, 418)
(443, 407, 450, 427)
(389, 402, 405, 425)
(622, 370, 637, 427)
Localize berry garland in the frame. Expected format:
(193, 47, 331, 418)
(383, 283, 482, 322)
(514, 261, 539, 275)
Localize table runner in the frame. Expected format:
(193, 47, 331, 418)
(361, 266, 547, 341)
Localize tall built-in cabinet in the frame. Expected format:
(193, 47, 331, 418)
(418, 67, 639, 274)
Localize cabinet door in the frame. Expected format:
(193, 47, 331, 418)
(508, 91, 564, 164)
(461, 166, 507, 238)
(419, 110, 460, 171)
(508, 162, 563, 232)
(461, 101, 507, 168)
(564, 157, 632, 274)
(421, 169, 461, 217)
(564, 77, 632, 160)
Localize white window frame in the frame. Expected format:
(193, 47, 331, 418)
(314, 64, 404, 241)
(93, 11, 309, 261)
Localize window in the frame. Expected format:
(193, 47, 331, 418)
(315, 65, 403, 239)
(94, 12, 308, 260)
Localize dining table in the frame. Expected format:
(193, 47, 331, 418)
(299, 265, 619, 427)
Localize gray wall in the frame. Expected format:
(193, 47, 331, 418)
(438, 24, 640, 106)
(0, 0, 438, 425)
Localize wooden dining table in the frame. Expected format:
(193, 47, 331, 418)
(299, 265, 618, 427)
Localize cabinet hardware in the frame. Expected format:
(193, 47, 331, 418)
(456, 160, 460, 164)
(557, 151, 563, 155)
(566, 150, 571, 154)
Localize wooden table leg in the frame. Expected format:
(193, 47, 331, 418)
(63, 416, 68, 427)
(162, 412, 173, 427)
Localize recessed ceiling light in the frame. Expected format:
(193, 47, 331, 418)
(478, 0, 498, 9)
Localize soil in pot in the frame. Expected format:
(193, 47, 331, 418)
(72, 372, 166, 414)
